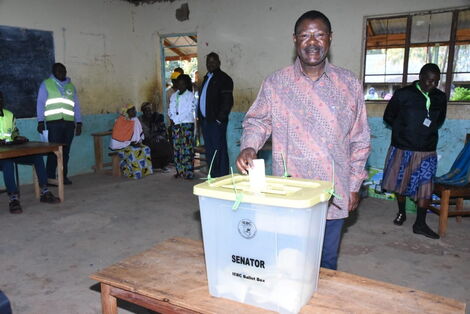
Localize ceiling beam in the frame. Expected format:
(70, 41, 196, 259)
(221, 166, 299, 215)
(163, 39, 186, 57)
(367, 21, 375, 36)
(367, 33, 406, 49)
(165, 54, 198, 61)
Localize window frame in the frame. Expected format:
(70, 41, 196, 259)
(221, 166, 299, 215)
(362, 6, 470, 103)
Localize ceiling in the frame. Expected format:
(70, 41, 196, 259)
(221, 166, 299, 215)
(367, 9, 470, 49)
(163, 35, 197, 61)
(123, 0, 175, 5)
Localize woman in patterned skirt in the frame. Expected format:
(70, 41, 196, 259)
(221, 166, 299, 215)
(168, 74, 196, 179)
(381, 63, 447, 239)
(109, 104, 153, 179)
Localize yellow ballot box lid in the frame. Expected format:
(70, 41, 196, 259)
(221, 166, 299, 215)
(193, 174, 332, 208)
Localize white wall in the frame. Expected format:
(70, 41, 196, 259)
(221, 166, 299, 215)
(1, 0, 469, 113)
(131, 0, 470, 111)
(0, 0, 134, 114)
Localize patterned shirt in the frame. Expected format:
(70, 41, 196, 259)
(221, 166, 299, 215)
(241, 58, 371, 219)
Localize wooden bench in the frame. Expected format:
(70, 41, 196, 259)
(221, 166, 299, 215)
(91, 131, 112, 173)
(90, 237, 465, 314)
(109, 152, 121, 177)
(429, 184, 470, 236)
(428, 134, 470, 236)
(91, 128, 121, 177)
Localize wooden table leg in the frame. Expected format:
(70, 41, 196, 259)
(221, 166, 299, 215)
(438, 189, 450, 237)
(93, 135, 104, 172)
(100, 283, 118, 314)
(33, 166, 40, 199)
(54, 146, 64, 202)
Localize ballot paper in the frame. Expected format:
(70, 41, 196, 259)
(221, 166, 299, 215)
(249, 159, 266, 192)
(39, 130, 48, 143)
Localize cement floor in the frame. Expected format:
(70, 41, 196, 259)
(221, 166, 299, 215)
(0, 170, 469, 314)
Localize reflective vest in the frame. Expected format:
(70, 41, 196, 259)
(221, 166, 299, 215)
(0, 109, 14, 142)
(44, 78, 75, 122)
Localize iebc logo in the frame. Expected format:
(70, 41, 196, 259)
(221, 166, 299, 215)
(238, 219, 256, 239)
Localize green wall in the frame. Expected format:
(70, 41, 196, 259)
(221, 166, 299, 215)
(3, 113, 467, 189)
(228, 113, 469, 177)
(5, 114, 118, 187)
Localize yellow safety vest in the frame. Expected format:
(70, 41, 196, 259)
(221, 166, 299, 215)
(44, 78, 75, 121)
(0, 109, 14, 142)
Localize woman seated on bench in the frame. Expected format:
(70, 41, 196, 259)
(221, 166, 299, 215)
(139, 102, 171, 172)
(109, 104, 152, 179)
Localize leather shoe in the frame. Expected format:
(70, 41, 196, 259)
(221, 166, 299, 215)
(393, 212, 406, 225)
(9, 199, 22, 214)
(413, 223, 440, 239)
(40, 191, 60, 204)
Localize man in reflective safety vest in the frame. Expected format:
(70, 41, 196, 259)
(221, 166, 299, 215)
(0, 91, 60, 214)
(36, 63, 82, 185)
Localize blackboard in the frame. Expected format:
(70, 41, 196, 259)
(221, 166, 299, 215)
(0, 25, 54, 118)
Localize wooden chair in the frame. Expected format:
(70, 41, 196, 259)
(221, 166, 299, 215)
(428, 134, 470, 237)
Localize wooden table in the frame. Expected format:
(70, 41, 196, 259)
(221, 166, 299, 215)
(91, 131, 112, 173)
(90, 238, 465, 314)
(0, 142, 64, 201)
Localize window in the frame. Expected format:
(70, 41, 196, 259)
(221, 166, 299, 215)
(363, 7, 470, 102)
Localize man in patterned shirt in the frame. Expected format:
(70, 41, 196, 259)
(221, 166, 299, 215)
(236, 10, 371, 270)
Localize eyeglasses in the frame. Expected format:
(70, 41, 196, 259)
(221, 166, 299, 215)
(295, 31, 330, 41)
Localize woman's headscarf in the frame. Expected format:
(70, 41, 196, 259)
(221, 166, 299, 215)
(121, 104, 135, 118)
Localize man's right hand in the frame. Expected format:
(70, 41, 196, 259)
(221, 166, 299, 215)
(236, 148, 257, 175)
(37, 122, 45, 134)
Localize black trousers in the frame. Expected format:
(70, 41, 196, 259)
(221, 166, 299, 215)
(201, 119, 229, 178)
(46, 120, 75, 179)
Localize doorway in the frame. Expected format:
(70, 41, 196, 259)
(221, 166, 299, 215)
(160, 33, 198, 118)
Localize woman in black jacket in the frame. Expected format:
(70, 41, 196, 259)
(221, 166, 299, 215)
(381, 63, 447, 239)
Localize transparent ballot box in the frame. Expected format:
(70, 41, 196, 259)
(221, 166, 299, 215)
(193, 175, 331, 313)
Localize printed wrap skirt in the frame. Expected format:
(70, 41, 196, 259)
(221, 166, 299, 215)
(118, 144, 153, 179)
(381, 146, 437, 201)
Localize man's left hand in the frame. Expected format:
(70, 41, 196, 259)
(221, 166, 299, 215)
(14, 136, 29, 143)
(348, 192, 361, 211)
(75, 123, 82, 136)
